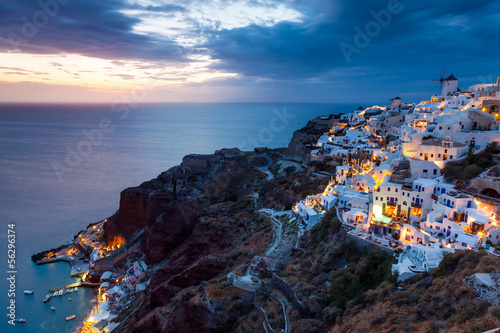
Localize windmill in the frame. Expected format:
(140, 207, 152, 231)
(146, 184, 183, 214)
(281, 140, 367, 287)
(432, 65, 446, 94)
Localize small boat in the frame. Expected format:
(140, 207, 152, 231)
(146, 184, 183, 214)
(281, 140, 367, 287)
(65, 315, 76, 321)
(74, 287, 78, 292)
(58, 290, 63, 296)
(43, 294, 51, 303)
(68, 298, 73, 301)
(69, 288, 74, 293)
(63, 289, 68, 295)
(51, 307, 56, 311)
(53, 291, 58, 297)
(23, 290, 34, 295)
(16, 318, 26, 323)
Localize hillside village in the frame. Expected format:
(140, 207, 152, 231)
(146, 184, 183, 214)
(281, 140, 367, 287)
(293, 74, 500, 282)
(32, 74, 500, 333)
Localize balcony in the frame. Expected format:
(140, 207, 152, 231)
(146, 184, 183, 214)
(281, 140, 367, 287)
(431, 194, 439, 201)
(387, 201, 397, 207)
(411, 202, 422, 208)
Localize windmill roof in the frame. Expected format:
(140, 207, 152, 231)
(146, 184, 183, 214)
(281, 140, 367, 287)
(444, 74, 458, 81)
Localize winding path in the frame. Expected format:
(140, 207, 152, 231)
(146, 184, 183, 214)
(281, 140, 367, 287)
(257, 153, 274, 180)
(268, 288, 291, 333)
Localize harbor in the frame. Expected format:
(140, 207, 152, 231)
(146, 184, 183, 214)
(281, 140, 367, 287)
(31, 219, 151, 333)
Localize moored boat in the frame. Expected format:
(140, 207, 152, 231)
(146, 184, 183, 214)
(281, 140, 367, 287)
(23, 290, 34, 295)
(16, 318, 26, 323)
(43, 294, 51, 303)
(51, 307, 56, 311)
(68, 297, 73, 301)
(65, 315, 76, 321)
(74, 287, 78, 292)
(53, 291, 58, 297)
(58, 289, 63, 296)
(69, 288, 74, 293)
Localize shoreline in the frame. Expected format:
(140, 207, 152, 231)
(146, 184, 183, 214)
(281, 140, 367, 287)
(28, 115, 332, 332)
(33, 218, 149, 333)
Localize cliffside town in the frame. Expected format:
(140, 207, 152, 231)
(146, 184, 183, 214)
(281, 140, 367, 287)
(36, 74, 500, 333)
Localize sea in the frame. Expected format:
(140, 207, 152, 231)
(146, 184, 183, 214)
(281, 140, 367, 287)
(0, 102, 361, 332)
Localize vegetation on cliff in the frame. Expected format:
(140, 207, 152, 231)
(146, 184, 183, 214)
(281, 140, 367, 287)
(441, 142, 498, 183)
(101, 118, 500, 333)
(332, 249, 500, 333)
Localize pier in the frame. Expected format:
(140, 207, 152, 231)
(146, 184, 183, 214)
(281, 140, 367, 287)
(36, 256, 71, 265)
(36, 256, 90, 276)
(50, 281, 100, 293)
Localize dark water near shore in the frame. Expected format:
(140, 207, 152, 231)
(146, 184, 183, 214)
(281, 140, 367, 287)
(0, 102, 359, 332)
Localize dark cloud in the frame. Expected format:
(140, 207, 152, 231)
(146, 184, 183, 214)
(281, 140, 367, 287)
(201, 0, 500, 85)
(0, 0, 499, 103)
(0, 0, 186, 61)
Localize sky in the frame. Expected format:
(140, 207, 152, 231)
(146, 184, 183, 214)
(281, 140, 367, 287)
(0, 0, 499, 104)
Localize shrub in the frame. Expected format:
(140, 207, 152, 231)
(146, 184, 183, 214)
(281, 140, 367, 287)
(433, 252, 461, 277)
(469, 324, 486, 333)
(489, 305, 500, 318)
(462, 164, 483, 179)
(456, 301, 482, 324)
(402, 323, 414, 332)
(310, 209, 340, 243)
(428, 321, 439, 333)
(284, 166, 297, 175)
(325, 248, 394, 309)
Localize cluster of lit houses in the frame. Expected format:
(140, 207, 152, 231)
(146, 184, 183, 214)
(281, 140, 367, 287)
(71, 221, 149, 333)
(293, 74, 500, 281)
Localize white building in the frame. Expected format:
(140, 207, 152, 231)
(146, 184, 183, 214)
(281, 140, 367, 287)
(442, 74, 459, 96)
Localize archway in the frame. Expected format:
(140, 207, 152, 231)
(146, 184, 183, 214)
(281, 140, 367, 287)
(489, 105, 500, 120)
(480, 188, 500, 199)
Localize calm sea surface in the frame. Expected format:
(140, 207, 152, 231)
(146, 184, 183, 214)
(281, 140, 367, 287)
(0, 102, 360, 332)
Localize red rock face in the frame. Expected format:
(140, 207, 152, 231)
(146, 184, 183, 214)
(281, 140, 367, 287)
(131, 294, 242, 333)
(150, 256, 227, 308)
(141, 199, 202, 264)
(104, 186, 171, 243)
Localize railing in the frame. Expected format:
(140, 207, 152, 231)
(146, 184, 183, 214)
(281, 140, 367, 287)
(411, 202, 422, 208)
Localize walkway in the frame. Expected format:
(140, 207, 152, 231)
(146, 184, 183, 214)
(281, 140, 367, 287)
(257, 153, 274, 180)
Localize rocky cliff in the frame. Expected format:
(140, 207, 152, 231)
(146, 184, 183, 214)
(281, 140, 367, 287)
(100, 119, 333, 332)
(285, 119, 331, 162)
(100, 117, 500, 333)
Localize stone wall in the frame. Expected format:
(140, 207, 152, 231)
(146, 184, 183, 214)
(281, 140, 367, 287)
(182, 154, 209, 174)
(93, 256, 114, 272)
(346, 233, 395, 256)
(270, 274, 307, 316)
